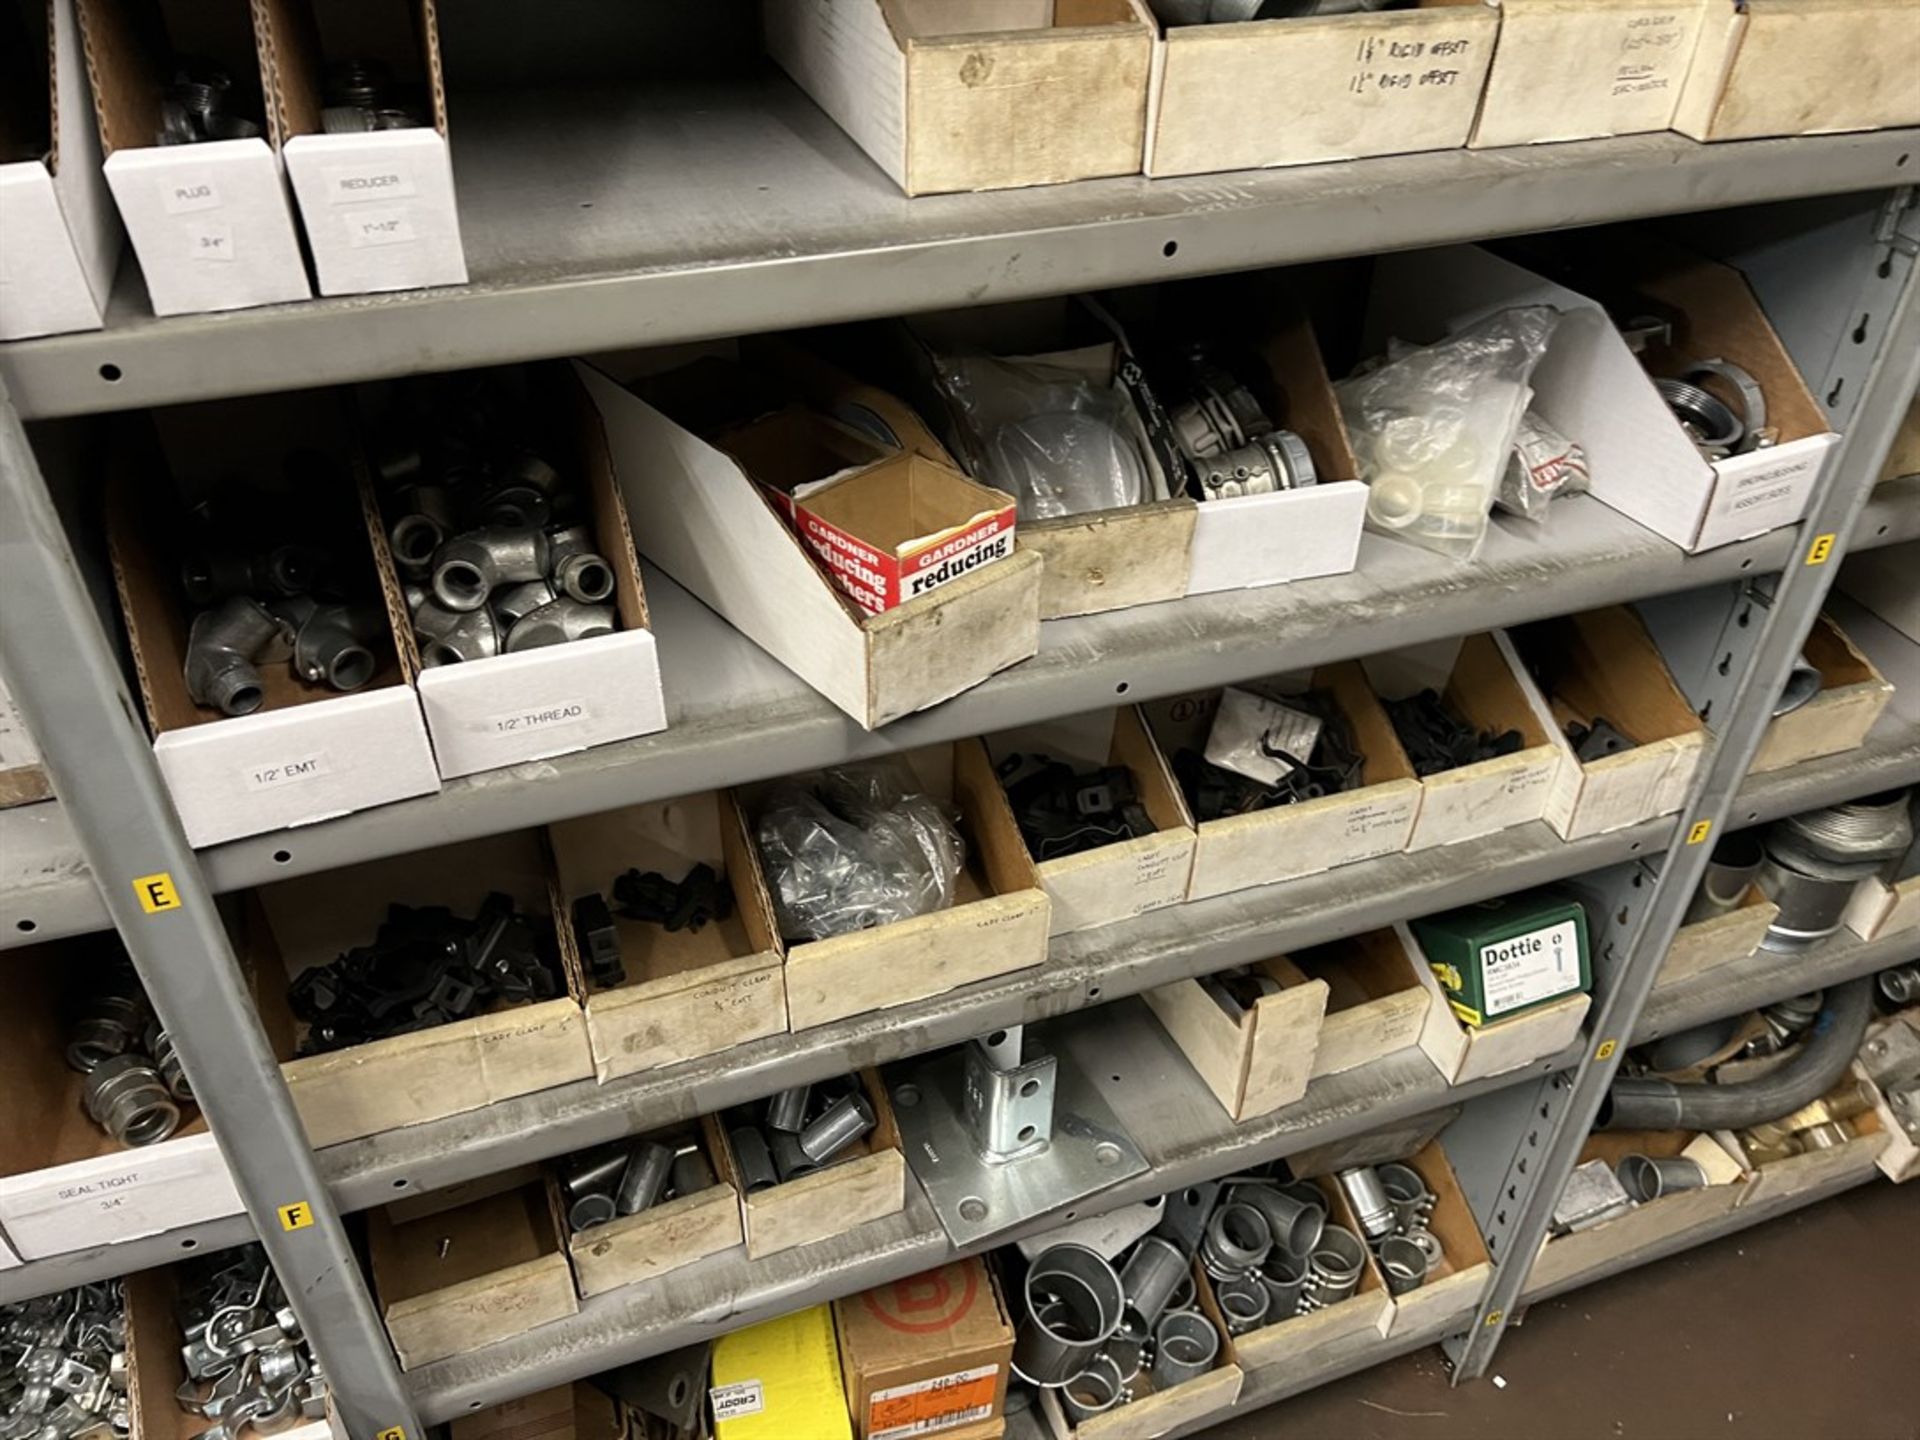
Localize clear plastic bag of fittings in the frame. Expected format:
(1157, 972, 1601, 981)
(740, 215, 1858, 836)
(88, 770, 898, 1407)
(755, 759, 967, 942)
(1337, 305, 1561, 560)
(934, 352, 1152, 522)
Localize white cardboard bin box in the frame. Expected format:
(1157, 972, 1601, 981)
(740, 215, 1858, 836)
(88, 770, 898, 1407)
(1844, 872, 1920, 942)
(985, 707, 1196, 935)
(1145, 955, 1330, 1122)
(75, 0, 310, 315)
(736, 742, 1052, 1032)
(108, 395, 439, 848)
(0, 0, 119, 340)
(1146, 0, 1498, 177)
(262, 0, 468, 295)
(1674, 0, 1920, 141)
(1366, 242, 1838, 554)
(1145, 661, 1424, 901)
(249, 829, 594, 1149)
(577, 359, 1042, 730)
(1399, 920, 1590, 1084)
(1470, 0, 1710, 150)
(0, 944, 241, 1259)
(549, 791, 789, 1083)
(766, 0, 1156, 196)
(1510, 606, 1707, 842)
(359, 365, 667, 780)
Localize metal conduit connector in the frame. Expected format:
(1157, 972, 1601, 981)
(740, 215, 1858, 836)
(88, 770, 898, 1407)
(147, 1024, 192, 1101)
(430, 528, 549, 612)
(1299, 1225, 1365, 1311)
(1880, 964, 1920, 1006)
(1377, 1235, 1430, 1296)
(271, 596, 383, 692)
(1059, 1353, 1126, 1423)
(1118, 1235, 1188, 1329)
(1229, 1182, 1325, 1257)
(671, 1147, 716, 1197)
(184, 596, 287, 716)
(1215, 1271, 1270, 1335)
(1336, 1167, 1396, 1241)
(766, 1085, 812, 1134)
(1105, 1329, 1145, 1384)
(770, 1129, 820, 1183)
(1014, 1246, 1124, 1388)
(569, 1192, 617, 1231)
(1684, 832, 1766, 926)
(615, 1141, 675, 1216)
(728, 1128, 780, 1195)
(1256, 1246, 1310, 1317)
(1758, 792, 1912, 952)
(491, 579, 556, 629)
(797, 1091, 875, 1164)
(1149, 1309, 1219, 1389)
(1200, 1202, 1273, 1279)
(387, 513, 444, 578)
(553, 552, 618, 605)
(66, 990, 148, 1073)
(418, 606, 498, 667)
(84, 1055, 181, 1147)
(1376, 1163, 1434, 1234)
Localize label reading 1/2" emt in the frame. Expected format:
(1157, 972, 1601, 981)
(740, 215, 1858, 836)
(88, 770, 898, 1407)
(708, 1381, 763, 1422)
(246, 753, 332, 792)
(490, 702, 590, 737)
(1480, 919, 1581, 1018)
(871, 1365, 999, 1440)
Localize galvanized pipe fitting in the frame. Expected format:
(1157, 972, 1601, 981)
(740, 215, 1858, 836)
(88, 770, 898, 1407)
(1118, 1235, 1189, 1329)
(1105, 1329, 1144, 1384)
(491, 579, 556, 629)
(148, 1026, 192, 1101)
(84, 1054, 181, 1146)
(729, 1127, 780, 1194)
(504, 598, 617, 653)
(1257, 1246, 1309, 1317)
(1230, 1182, 1325, 1257)
(554, 552, 617, 605)
(1149, 1309, 1218, 1389)
(766, 1084, 812, 1134)
(1215, 1271, 1270, 1335)
(388, 513, 444, 577)
(65, 991, 148, 1072)
(418, 606, 498, 666)
(616, 1141, 675, 1216)
(1336, 1167, 1396, 1241)
(1300, 1225, 1365, 1309)
(770, 1129, 819, 1183)
(1059, 1353, 1125, 1423)
(671, 1147, 716, 1197)
(569, 1192, 617, 1231)
(184, 596, 286, 716)
(798, 1091, 875, 1164)
(1378, 1235, 1430, 1296)
(1376, 1163, 1434, 1234)
(430, 528, 549, 612)
(1880, 964, 1920, 1006)
(1014, 1245, 1124, 1387)
(273, 596, 383, 692)
(1199, 1202, 1272, 1279)
(1615, 1155, 1707, 1204)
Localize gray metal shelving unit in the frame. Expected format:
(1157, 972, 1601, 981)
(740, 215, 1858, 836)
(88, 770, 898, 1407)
(0, 55, 1915, 1439)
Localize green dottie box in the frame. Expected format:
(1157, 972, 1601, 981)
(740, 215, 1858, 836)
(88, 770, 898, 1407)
(1411, 892, 1591, 1027)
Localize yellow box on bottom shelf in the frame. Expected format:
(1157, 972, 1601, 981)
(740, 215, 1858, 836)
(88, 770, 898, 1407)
(711, 1303, 853, 1440)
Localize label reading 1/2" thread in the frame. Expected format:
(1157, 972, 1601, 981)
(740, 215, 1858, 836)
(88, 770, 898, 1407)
(490, 702, 590, 737)
(708, 1381, 763, 1422)
(246, 753, 333, 792)
(1480, 919, 1581, 1017)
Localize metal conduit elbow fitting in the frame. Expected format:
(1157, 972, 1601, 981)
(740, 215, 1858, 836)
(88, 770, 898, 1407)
(185, 597, 288, 716)
(492, 579, 555, 629)
(553, 552, 617, 605)
(419, 608, 498, 667)
(505, 598, 617, 653)
(388, 514, 444, 578)
(271, 596, 384, 692)
(85, 1054, 181, 1146)
(430, 528, 549, 612)
(1601, 977, 1875, 1131)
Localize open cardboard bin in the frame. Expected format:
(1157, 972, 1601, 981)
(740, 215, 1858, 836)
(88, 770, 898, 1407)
(1752, 612, 1895, 773)
(983, 707, 1195, 935)
(247, 829, 593, 1149)
(576, 358, 1041, 730)
(1842, 543, 1920, 646)
(1509, 606, 1707, 841)
(1659, 884, 1778, 987)
(1362, 633, 1560, 852)
(0, 0, 119, 339)
(1673, 0, 1920, 140)
(367, 1171, 578, 1370)
(1737, 1106, 1891, 1207)
(1470, 0, 1710, 150)
(561, 1119, 744, 1299)
(549, 792, 788, 1083)
(0, 675, 53, 808)
(1038, 1259, 1243, 1440)
(1145, 954, 1329, 1121)
(1144, 0, 1497, 178)
(1844, 865, 1920, 943)
(1382, 1139, 1493, 1335)
(74, 0, 310, 314)
(1398, 920, 1590, 1084)
(107, 393, 438, 848)
(1524, 1129, 1748, 1299)
(358, 364, 667, 780)
(254, 0, 466, 295)
(1286, 928, 1439, 1083)
(711, 1070, 907, 1261)
(735, 742, 1051, 1032)
(1230, 1173, 1394, 1370)
(765, 0, 1155, 196)
(1365, 241, 1838, 554)
(0, 939, 240, 1259)
(1144, 662, 1424, 900)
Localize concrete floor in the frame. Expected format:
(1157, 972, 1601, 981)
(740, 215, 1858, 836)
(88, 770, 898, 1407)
(1207, 1178, 1920, 1440)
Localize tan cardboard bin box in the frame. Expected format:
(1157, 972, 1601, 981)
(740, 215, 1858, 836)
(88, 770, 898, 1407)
(1751, 612, 1895, 773)
(835, 1257, 1015, 1440)
(563, 1121, 744, 1300)
(1230, 1174, 1394, 1370)
(1146, 956, 1328, 1121)
(1400, 921, 1590, 1085)
(1660, 884, 1778, 987)
(1288, 928, 1439, 1083)
(451, 1384, 624, 1440)
(1382, 1140, 1493, 1335)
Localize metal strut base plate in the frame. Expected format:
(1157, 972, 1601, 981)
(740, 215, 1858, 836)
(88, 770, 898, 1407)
(892, 1045, 1148, 1249)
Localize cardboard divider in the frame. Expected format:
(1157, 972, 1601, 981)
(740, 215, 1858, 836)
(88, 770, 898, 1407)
(549, 790, 788, 1082)
(1511, 606, 1707, 841)
(1146, 660, 1424, 900)
(1398, 920, 1590, 1084)
(709, 1070, 907, 1261)
(734, 742, 1050, 1032)
(355, 364, 667, 780)
(1230, 1173, 1394, 1370)
(1752, 612, 1895, 773)
(246, 828, 592, 1149)
(765, 0, 1156, 197)
(1383, 1139, 1492, 1334)
(560, 1121, 744, 1300)
(1144, 953, 1330, 1121)
(984, 707, 1197, 935)
(1284, 928, 1436, 1083)
(0, 937, 239, 1259)
(367, 1174, 578, 1370)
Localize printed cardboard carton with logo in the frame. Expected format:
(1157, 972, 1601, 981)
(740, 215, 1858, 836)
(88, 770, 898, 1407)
(835, 1259, 1015, 1440)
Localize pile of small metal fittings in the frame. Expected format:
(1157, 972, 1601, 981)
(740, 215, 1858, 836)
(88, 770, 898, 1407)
(1172, 689, 1363, 821)
(66, 962, 193, 1147)
(998, 755, 1155, 861)
(1562, 717, 1635, 762)
(1382, 689, 1523, 777)
(371, 382, 619, 666)
(1162, 343, 1317, 502)
(1617, 314, 1777, 462)
(715, 1077, 877, 1194)
(561, 1134, 723, 1233)
(1859, 1009, 1920, 1147)
(180, 487, 387, 719)
(319, 58, 427, 134)
(1508, 619, 1637, 763)
(156, 61, 262, 145)
(1332, 1164, 1441, 1300)
(0, 1281, 127, 1438)
(1756, 790, 1913, 953)
(176, 1249, 326, 1437)
(1197, 967, 1284, 1022)
(1738, 1076, 1879, 1165)
(288, 894, 562, 1055)
(568, 866, 735, 992)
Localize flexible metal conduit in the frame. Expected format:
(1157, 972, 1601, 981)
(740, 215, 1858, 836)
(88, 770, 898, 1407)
(1601, 978, 1875, 1131)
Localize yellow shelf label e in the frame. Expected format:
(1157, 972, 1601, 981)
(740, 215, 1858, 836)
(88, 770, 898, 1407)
(133, 872, 181, 913)
(1805, 533, 1836, 565)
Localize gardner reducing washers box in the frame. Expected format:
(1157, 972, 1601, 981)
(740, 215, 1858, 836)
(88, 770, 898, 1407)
(1411, 892, 1590, 1027)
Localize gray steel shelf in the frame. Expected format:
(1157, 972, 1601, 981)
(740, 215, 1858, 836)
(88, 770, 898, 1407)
(407, 998, 1580, 1422)
(1, 73, 1911, 420)
(1636, 926, 1920, 1044)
